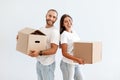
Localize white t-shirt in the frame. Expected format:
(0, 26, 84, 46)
(60, 30, 80, 65)
(36, 26, 60, 65)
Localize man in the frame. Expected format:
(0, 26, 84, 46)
(28, 9, 59, 80)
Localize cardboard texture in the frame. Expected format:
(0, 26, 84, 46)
(73, 42, 102, 64)
(16, 27, 47, 54)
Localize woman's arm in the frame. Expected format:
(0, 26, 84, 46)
(61, 43, 84, 64)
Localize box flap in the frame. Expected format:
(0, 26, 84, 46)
(31, 30, 46, 35)
(18, 27, 46, 35)
(18, 27, 35, 34)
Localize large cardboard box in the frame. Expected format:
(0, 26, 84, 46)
(73, 42, 102, 64)
(16, 27, 47, 54)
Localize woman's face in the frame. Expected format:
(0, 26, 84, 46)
(63, 16, 72, 32)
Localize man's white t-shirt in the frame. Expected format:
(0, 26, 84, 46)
(36, 26, 59, 65)
(60, 30, 80, 65)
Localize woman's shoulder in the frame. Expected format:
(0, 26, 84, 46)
(61, 31, 68, 36)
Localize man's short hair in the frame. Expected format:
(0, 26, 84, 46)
(47, 9, 58, 17)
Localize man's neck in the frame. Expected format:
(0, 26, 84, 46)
(45, 25, 53, 28)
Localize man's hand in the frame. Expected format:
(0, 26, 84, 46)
(28, 50, 39, 57)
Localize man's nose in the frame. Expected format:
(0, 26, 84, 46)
(49, 17, 54, 20)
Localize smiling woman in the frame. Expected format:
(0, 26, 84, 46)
(59, 14, 84, 80)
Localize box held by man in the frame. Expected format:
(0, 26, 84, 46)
(16, 27, 47, 54)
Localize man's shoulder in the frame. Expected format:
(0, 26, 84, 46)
(51, 27, 59, 32)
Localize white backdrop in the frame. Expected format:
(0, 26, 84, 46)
(0, 0, 120, 80)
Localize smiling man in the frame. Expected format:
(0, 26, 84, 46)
(28, 9, 60, 80)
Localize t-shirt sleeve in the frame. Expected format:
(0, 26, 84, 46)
(50, 29, 60, 45)
(60, 32, 67, 44)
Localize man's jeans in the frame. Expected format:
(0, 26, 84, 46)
(36, 61, 55, 80)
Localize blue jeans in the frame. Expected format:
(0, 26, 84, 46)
(36, 61, 55, 80)
(60, 60, 83, 80)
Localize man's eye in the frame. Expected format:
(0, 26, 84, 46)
(49, 15, 52, 17)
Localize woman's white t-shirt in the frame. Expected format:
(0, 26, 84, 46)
(60, 30, 80, 65)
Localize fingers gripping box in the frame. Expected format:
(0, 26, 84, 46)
(16, 27, 47, 54)
(73, 42, 102, 64)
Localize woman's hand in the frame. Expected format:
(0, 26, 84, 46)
(77, 58, 84, 64)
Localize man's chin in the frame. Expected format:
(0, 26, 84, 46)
(47, 22, 54, 26)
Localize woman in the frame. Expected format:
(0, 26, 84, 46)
(60, 14, 84, 80)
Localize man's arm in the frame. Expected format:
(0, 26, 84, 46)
(42, 43, 58, 55)
(28, 43, 58, 57)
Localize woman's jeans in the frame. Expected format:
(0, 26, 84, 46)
(60, 60, 83, 80)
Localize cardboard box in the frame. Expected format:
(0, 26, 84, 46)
(16, 27, 47, 54)
(73, 42, 102, 64)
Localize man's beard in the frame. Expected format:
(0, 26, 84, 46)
(46, 19, 55, 26)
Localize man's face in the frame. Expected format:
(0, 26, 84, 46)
(46, 11, 57, 27)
